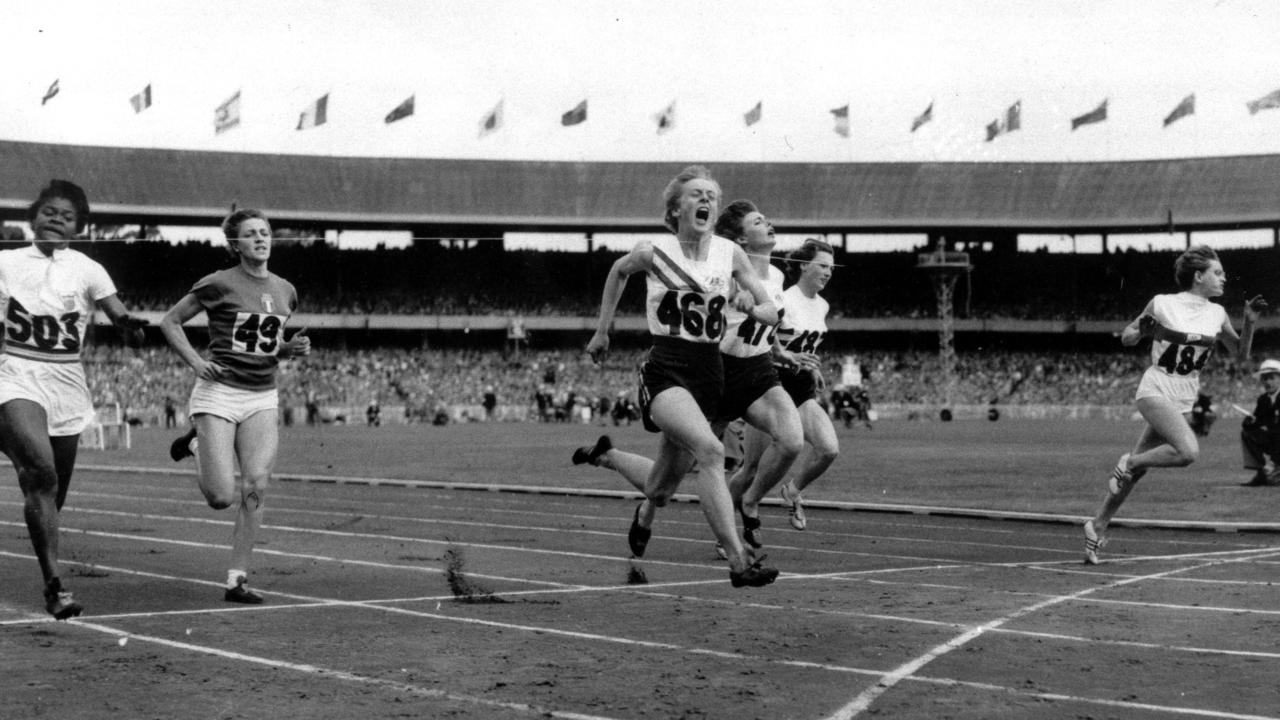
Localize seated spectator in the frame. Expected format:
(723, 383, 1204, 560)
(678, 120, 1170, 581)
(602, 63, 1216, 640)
(1241, 359, 1280, 487)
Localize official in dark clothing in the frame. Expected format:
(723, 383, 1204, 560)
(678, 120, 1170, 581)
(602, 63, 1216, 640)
(1241, 359, 1280, 486)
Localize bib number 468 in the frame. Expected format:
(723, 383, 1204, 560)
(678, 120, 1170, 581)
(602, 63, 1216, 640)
(656, 290, 725, 340)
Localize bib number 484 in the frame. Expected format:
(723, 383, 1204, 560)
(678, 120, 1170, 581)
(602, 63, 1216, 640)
(1156, 343, 1209, 376)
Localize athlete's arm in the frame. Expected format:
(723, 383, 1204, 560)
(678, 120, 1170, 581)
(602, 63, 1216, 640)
(1119, 300, 1157, 347)
(95, 294, 147, 345)
(730, 246, 778, 326)
(586, 242, 653, 363)
(1220, 294, 1267, 362)
(159, 293, 224, 380)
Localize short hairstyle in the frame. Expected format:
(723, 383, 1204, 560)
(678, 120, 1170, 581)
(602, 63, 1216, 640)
(221, 208, 270, 257)
(1174, 244, 1219, 290)
(660, 165, 719, 233)
(714, 199, 759, 242)
(28, 179, 90, 233)
(784, 237, 835, 283)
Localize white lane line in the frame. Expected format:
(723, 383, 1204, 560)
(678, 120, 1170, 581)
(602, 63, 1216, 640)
(15, 494, 1093, 563)
(61, 462, 1280, 534)
(7, 542, 1280, 720)
(821, 546, 1280, 720)
(61, 617, 622, 720)
(12, 556, 1280, 720)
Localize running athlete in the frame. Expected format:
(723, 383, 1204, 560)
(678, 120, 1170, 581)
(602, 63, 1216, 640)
(715, 201, 803, 549)
(1, 180, 147, 619)
(581, 167, 780, 587)
(575, 201, 803, 556)
(160, 209, 311, 603)
(1084, 245, 1263, 564)
(762, 239, 840, 532)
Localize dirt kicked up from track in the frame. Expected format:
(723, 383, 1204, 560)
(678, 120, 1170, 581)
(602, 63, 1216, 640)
(3, 420, 1280, 719)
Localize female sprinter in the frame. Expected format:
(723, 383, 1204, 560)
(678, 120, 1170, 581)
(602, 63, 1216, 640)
(767, 238, 840, 532)
(1, 179, 146, 618)
(575, 200, 803, 557)
(1084, 245, 1264, 563)
(161, 208, 311, 602)
(581, 167, 780, 587)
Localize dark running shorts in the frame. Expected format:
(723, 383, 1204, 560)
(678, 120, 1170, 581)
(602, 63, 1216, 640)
(716, 353, 780, 423)
(638, 336, 724, 433)
(778, 365, 819, 407)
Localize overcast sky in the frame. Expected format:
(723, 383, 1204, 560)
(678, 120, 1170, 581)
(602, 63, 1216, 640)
(7, 0, 1280, 164)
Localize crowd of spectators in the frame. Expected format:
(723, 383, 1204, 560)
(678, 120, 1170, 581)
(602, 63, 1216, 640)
(65, 240, 1279, 322)
(83, 340, 1264, 427)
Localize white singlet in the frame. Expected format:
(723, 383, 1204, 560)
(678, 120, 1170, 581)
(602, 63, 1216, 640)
(720, 263, 786, 359)
(776, 284, 829, 356)
(644, 234, 735, 344)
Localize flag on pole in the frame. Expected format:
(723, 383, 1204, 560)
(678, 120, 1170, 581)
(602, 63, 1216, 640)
(297, 93, 328, 130)
(654, 101, 676, 134)
(1246, 88, 1280, 115)
(1005, 100, 1021, 132)
(479, 99, 504, 136)
(830, 105, 850, 137)
(985, 101, 1021, 141)
(911, 102, 933, 132)
(130, 84, 152, 113)
(384, 95, 414, 124)
(1163, 94, 1194, 127)
(743, 101, 762, 126)
(214, 90, 241, 134)
(1070, 98, 1107, 130)
(41, 79, 60, 105)
(561, 99, 587, 126)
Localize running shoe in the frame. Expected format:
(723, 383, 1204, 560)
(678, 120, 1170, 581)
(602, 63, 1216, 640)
(224, 576, 264, 604)
(627, 501, 651, 558)
(730, 554, 779, 588)
(43, 579, 83, 620)
(571, 435, 613, 466)
(1083, 520, 1107, 565)
(1108, 453, 1135, 495)
(780, 482, 806, 531)
(169, 428, 197, 462)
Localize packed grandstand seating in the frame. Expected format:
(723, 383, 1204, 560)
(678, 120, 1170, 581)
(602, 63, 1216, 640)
(71, 240, 1280, 321)
(84, 342, 1262, 427)
(50, 238, 1275, 425)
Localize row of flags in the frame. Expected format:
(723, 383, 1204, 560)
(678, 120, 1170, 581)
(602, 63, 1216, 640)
(36, 78, 1280, 141)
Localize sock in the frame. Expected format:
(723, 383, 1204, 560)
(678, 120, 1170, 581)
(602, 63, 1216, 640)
(190, 437, 201, 475)
(226, 570, 246, 589)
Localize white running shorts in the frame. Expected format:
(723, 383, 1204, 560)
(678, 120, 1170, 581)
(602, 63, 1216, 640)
(1134, 366, 1198, 414)
(0, 355, 95, 436)
(188, 377, 278, 424)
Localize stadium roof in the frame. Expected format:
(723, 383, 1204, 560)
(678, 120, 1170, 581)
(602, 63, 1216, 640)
(1, 139, 1278, 235)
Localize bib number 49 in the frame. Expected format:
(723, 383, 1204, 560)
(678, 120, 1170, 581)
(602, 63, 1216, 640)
(232, 312, 283, 355)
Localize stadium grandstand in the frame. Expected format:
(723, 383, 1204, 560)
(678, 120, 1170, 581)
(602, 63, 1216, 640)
(1, 139, 1277, 425)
